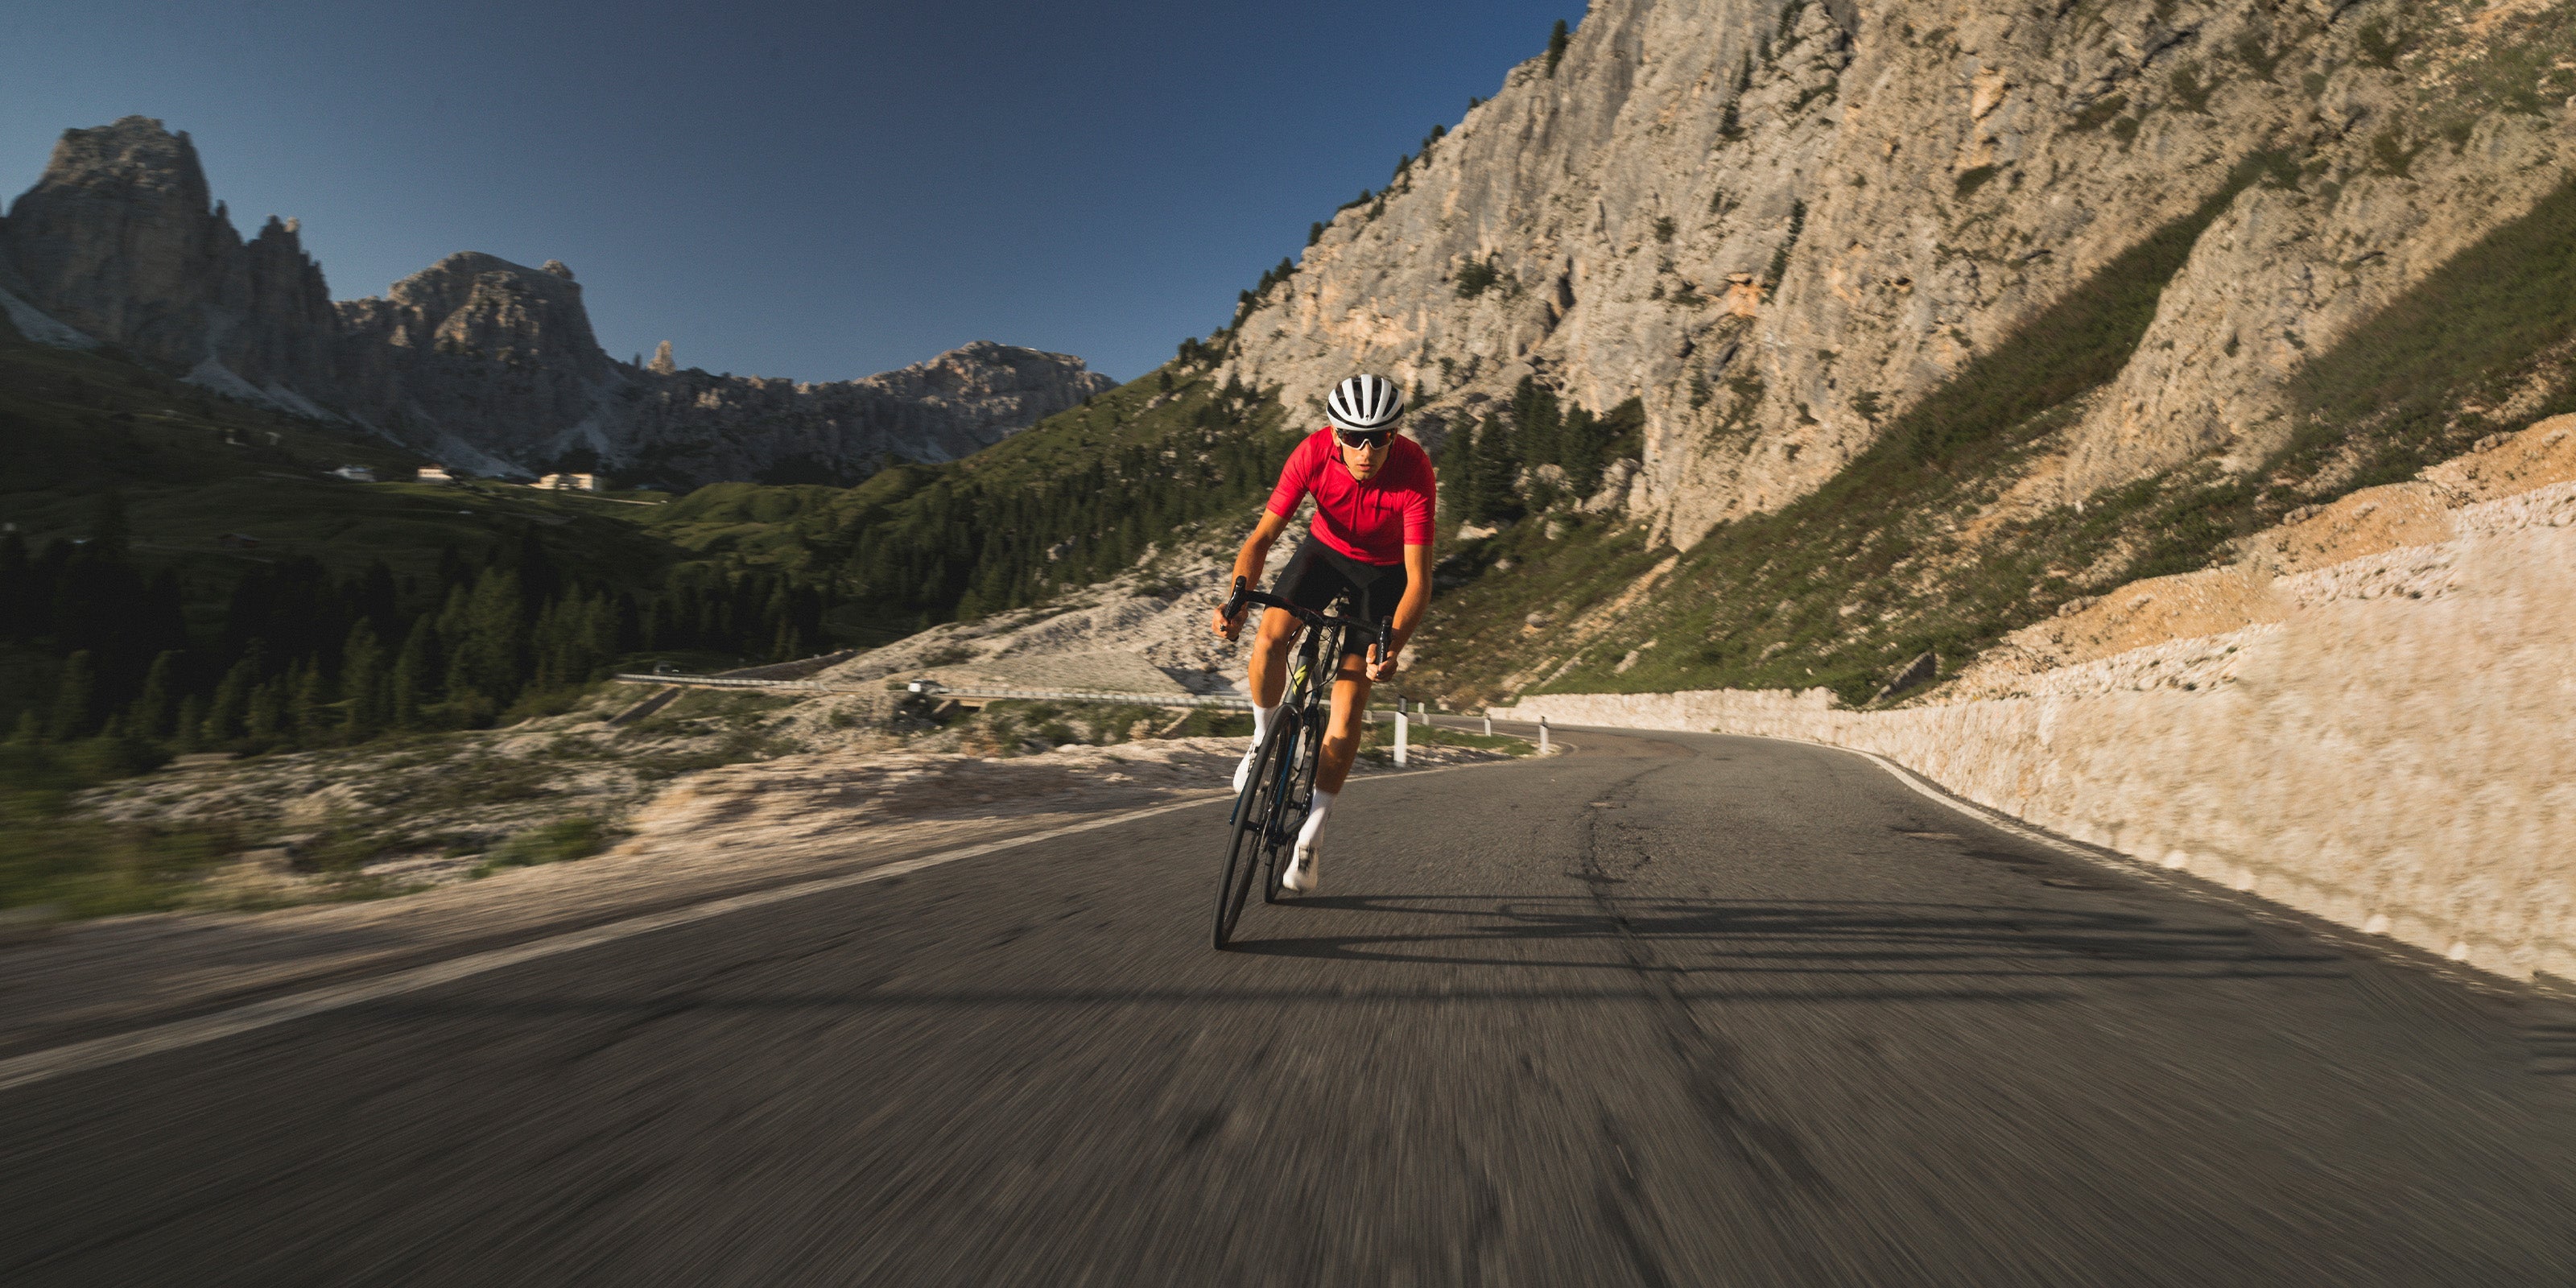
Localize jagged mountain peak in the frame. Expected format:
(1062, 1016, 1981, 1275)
(0, 118, 1125, 486)
(361, 250, 603, 364)
(881, 340, 1117, 394)
(19, 115, 209, 210)
(2, 115, 336, 402)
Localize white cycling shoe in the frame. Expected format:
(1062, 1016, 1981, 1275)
(1232, 743, 1261, 794)
(1279, 842, 1320, 894)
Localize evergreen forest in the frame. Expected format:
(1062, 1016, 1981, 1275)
(0, 357, 1309, 767)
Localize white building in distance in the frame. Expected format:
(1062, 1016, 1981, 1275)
(535, 473, 603, 492)
(416, 465, 455, 484)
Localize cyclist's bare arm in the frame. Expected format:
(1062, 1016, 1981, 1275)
(1367, 541, 1434, 681)
(1211, 509, 1293, 641)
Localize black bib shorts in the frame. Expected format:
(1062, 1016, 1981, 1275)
(1272, 539, 1409, 658)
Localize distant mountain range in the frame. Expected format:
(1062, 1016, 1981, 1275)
(0, 116, 1114, 487)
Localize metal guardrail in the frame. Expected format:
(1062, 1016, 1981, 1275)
(613, 672, 1553, 753)
(914, 687, 1257, 710)
(612, 674, 1254, 710)
(613, 674, 869, 692)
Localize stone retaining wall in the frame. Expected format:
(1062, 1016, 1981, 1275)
(1501, 523, 2576, 988)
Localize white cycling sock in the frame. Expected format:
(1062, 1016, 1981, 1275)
(1297, 786, 1336, 850)
(1234, 704, 1281, 793)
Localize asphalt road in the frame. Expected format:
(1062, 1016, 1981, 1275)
(6, 726, 2573, 1286)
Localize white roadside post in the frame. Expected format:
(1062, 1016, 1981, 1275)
(1538, 715, 1550, 754)
(1394, 705, 1409, 767)
(1482, 713, 1492, 736)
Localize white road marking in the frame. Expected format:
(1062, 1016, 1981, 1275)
(1832, 745, 2107, 861)
(0, 752, 1534, 1097)
(0, 794, 1232, 1096)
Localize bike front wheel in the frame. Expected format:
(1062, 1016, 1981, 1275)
(1262, 717, 1320, 904)
(1215, 715, 1294, 947)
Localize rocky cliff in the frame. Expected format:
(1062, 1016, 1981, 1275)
(0, 118, 339, 415)
(1222, 0, 2576, 546)
(0, 117, 1115, 485)
(331, 249, 1113, 483)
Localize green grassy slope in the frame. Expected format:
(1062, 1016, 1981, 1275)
(631, 364, 1296, 642)
(0, 328, 683, 593)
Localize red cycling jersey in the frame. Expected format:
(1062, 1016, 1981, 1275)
(1265, 428, 1437, 566)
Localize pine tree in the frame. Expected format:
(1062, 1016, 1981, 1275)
(529, 601, 566, 691)
(1511, 376, 1563, 471)
(46, 650, 97, 742)
(1439, 418, 1481, 529)
(460, 567, 525, 710)
(1560, 404, 1606, 498)
(171, 695, 206, 753)
(442, 644, 480, 724)
(341, 621, 388, 740)
(1546, 18, 1571, 76)
(392, 616, 440, 729)
(291, 663, 331, 748)
(204, 650, 261, 746)
(244, 679, 285, 747)
(353, 561, 400, 642)
(130, 650, 180, 741)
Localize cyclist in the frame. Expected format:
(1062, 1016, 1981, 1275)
(1208, 374, 1435, 894)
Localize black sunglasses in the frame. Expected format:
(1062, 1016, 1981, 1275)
(1334, 427, 1393, 449)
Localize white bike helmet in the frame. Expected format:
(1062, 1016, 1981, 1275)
(1325, 374, 1405, 434)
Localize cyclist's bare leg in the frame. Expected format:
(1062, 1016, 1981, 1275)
(1245, 607, 1303, 708)
(1314, 651, 1373, 794)
(1286, 652, 1371, 890)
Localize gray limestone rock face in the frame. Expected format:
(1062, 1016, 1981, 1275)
(0, 116, 339, 402)
(1218, 0, 2576, 547)
(333, 250, 1112, 484)
(334, 251, 620, 456)
(607, 340, 1117, 485)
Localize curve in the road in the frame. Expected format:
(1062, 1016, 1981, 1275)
(5, 726, 2572, 1286)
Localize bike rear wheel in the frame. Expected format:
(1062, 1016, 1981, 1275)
(1215, 715, 1294, 947)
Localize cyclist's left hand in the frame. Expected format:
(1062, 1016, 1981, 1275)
(1365, 645, 1398, 682)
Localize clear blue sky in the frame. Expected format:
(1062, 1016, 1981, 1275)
(1, 0, 1583, 385)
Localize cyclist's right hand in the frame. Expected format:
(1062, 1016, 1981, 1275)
(1212, 576, 1249, 641)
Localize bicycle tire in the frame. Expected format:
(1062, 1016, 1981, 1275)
(1215, 713, 1293, 947)
(1264, 705, 1327, 902)
(1260, 719, 1302, 904)
(1269, 625, 1352, 903)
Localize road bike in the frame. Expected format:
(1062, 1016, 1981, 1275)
(1211, 576, 1389, 949)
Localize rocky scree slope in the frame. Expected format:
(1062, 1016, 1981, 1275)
(0, 117, 1113, 487)
(1224, 0, 2576, 547)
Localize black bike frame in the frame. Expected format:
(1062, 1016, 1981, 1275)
(1223, 575, 1391, 758)
(1222, 576, 1390, 871)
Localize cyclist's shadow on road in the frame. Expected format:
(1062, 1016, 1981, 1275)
(1224, 893, 2341, 989)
